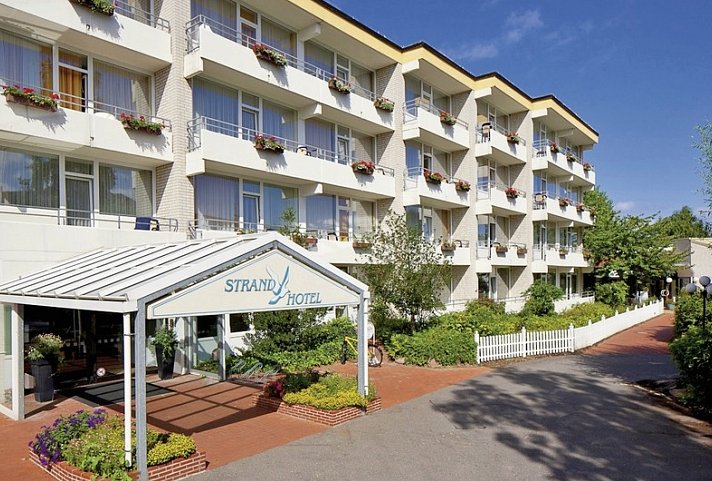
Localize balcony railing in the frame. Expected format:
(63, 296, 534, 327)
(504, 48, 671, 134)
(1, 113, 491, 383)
(189, 218, 375, 242)
(403, 99, 468, 129)
(476, 180, 527, 199)
(533, 139, 583, 164)
(531, 243, 584, 261)
(185, 16, 376, 101)
(187, 116, 393, 175)
(0, 204, 178, 231)
(476, 241, 527, 258)
(532, 193, 583, 211)
(476, 123, 527, 146)
(403, 167, 469, 190)
(114, 0, 170, 31)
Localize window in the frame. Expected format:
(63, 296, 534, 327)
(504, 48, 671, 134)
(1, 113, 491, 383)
(352, 200, 374, 237)
(242, 180, 260, 232)
(229, 313, 250, 333)
(192, 78, 239, 133)
(99, 165, 152, 216)
(306, 194, 336, 233)
(93, 61, 151, 115)
(194, 174, 239, 230)
(59, 50, 88, 112)
(263, 184, 297, 230)
(239, 6, 257, 43)
(261, 18, 295, 56)
(263, 100, 295, 141)
(191, 0, 238, 41)
(304, 40, 334, 78)
(0, 147, 58, 208)
(0, 29, 52, 91)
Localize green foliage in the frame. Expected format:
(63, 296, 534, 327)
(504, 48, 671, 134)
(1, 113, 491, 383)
(674, 292, 703, 335)
(669, 327, 712, 416)
(361, 212, 451, 334)
(30, 409, 108, 466)
(282, 374, 375, 410)
(595, 281, 628, 307)
(368, 302, 409, 341)
(264, 371, 321, 398)
(63, 417, 131, 481)
(522, 280, 565, 316)
(151, 326, 177, 360)
(257, 341, 343, 372)
(26, 333, 64, 362)
(388, 326, 477, 366)
(146, 433, 197, 466)
(656, 206, 711, 238)
(560, 302, 615, 325)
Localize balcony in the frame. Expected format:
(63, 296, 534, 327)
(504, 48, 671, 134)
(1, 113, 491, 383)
(475, 124, 527, 165)
(475, 181, 528, 216)
(532, 140, 596, 186)
(0, 0, 171, 72)
(184, 17, 393, 136)
(402, 100, 470, 152)
(531, 244, 589, 271)
(474, 242, 528, 271)
(532, 195, 594, 226)
(187, 117, 396, 201)
(438, 240, 471, 266)
(402, 168, 471, 209)
(0, 88, 173, 166)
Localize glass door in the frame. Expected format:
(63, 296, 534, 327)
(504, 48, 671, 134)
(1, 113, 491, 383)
(242, 181, 260, 233)
(66, 177, 92, 227)
(192, 315, 219, 368)
(338, 198, 350, 240)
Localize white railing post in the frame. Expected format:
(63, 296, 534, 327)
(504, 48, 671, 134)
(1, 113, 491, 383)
(474, 331, 480, 364)
(521, 327, 527, 358)
(568, 323, 575, 352)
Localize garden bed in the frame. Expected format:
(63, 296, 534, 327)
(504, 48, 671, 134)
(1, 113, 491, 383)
(253, 393, 381, 426)
(29, 449, 207, 481)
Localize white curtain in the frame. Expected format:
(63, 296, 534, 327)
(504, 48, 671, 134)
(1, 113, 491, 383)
(192, 0, 237, 40)
(306, 194, 335, 232)
(304, 40, 333, 78)
(305, 119, 334, 154)
(350, 61, 373, 95)
(405, 141, 421, 173)
(194, 174, 239, 229)
(263, 100, 295, 141)
(352, 200, 373, 236)
(261, 18, 295, 56)
(0, 147, 58, 208)
(99, 164, 152, 216)
(94, 61, 150, 115)
(0, 29, 52, 90)
(192, 78, 239, 134)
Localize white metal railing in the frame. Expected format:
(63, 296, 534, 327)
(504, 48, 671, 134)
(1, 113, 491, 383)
(403, 166, 469, 189)
(187, 116, 393, 176)
(533, 138, 584, 164)
(185, 16, 375, 101)
(476, 241, 528, 259)
(476, 180, 527, 199)
(476, 122, 527, 146)
(403, 99, 469, 129)
(476, 300, 664, 363)
(531, 243, 584, 261)
(114, 0, 170, 31)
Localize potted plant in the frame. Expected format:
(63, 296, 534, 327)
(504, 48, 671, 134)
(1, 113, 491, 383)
(27, 334, 64, 402)
(119, 113, 164, 135)
(152, 326, 177, 380)
(439, 111, 457, 126)
(494, 243, 508, 254)
(506, 132, 521, 144)
(423, 168, 445, 184)
(455, 179, 471, 192)
(558, 197, 570, 207)
(2, 85, 60, 112)
(516, 246, 527, 255)
(505, 186, 519, 199)
(351, 160, 375, 175)
(440, 240, 456, 253)
(549, 142, 560, 154)
(373, 97, 395, 112)
(328, 76, 353, 94)
(583, 162, 593, 172)
(252, 43, 288, 67)
(70, 0, 115, 15)
(254, 134, 285, 153)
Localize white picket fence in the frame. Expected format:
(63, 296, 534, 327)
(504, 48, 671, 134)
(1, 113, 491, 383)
(475, 300, 664, 363)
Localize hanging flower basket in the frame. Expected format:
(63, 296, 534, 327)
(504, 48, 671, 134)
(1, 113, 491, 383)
(373, 97, 395, 112)
(328, 77, 353, 94)
(455, 179, 471, 192)
(506, 132, 521, 144)
(305, 236, 318, 246)
(439, 111, 457, 126)
(351, 160, 375, 175)
(583, 162, 593, 172)
(119, 113, 164, 135)
(69, 0, 115, 15)
(2, 85, 59, 112)
(505, 187, 519, 199)
(254, 134, 285, 153)
(558, 197, 571, 207)
(549, 143, 560, 153)
(252, 43, 288, 67)
(423, 168, 445, 184)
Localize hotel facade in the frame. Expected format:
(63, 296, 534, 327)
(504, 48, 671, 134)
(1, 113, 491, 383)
(0, 0, 598, 402)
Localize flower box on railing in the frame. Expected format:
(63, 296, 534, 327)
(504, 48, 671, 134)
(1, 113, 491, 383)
(455, 179, 471, 192)
(328, 76, 353, 94)
(69, 0, 115, 15)
(494, 244, 508, 254)
(505, 187, 519, 199)
(559, 248, 569, 256)
(351, 160, 375, 176)
(440, 242, 457, 253)
(549, 143, 560, 154)
(576, 203, 586, 213)
(305, 236, 318, 246)
(2, 85, 59, 112)
(516, 246, 527, 255)
(583, 162, 593, 172)
(373, 97, 395, 112)
(352, 240, 372, 249)
(252, 43, 288, 67)
(120, 113, 164, 135)
(566, 152, 577, 162)
(439, 111, 457, 126)
(254, 135, 285, 153)
(558, 197, 571, 207)
(506, 132, 521, 144)
(423, 168, 445, 185)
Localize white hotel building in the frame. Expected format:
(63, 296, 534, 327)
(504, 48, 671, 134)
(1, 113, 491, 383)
(0, 0, 598, 396)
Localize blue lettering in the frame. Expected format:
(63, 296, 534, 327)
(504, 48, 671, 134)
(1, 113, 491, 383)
(225, 280, 234, 292)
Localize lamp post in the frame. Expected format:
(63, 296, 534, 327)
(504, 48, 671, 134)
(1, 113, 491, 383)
(685, 275, 712, 330)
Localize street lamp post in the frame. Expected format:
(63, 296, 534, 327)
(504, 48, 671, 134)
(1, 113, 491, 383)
(685, 275, 712, 331)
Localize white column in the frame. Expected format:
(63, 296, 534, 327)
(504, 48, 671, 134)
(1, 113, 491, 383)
(11, 304, 24, 420)
(218, 314, 226, 381)
(356, 296, 369, 396)
(123, 313, 132, 468)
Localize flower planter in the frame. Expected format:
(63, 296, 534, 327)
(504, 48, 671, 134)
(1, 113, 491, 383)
(559, 198, 570, 207)
(455, 181, 471, 192)
(4, 92, 58, 112)
(423, 169, 444, 185)
(506, 133, 520, 144)
(495, 246, 508, 254)
(373, 97, 394, 112)
(253, 393, 382, 426)
(439, 112, 457, 126)
(154, 345, 175, 380)
(252, 44, 288, 67)
(566, 153, 576, 162)
(352, 241, 372, 249)
(305, 237, 318, 246)
(254, 136, 285, 154)
(583, 163, 593, 172)
(31, 359, 54, 402)
(576, 204, 586, 213)
(351, 161, 375, 176)
(119, 114, 164, 135)
(328, 77, 353, 94)
(559, 249, 569, 256)
(69, 0, 115, 16)
(549, 144, 560, 154)
(440, 244, 456, 253)
(123, 124, 162, 135)
(516, 247, 527, 255)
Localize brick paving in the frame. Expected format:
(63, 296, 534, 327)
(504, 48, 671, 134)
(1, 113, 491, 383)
(0, 312, 675, 480)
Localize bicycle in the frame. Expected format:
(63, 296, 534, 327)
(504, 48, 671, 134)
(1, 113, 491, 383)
(341, 336, 383, 367)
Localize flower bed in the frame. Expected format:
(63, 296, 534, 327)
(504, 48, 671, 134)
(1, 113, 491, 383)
(253, 394, 381, 426)
(2, 85, 59, 112)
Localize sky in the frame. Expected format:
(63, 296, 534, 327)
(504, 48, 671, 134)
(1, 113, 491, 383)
(329, 0, 712, 219)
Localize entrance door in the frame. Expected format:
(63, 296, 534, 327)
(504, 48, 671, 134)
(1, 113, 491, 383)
(193, 315, 219, 367)
(66, 177, 92, 226)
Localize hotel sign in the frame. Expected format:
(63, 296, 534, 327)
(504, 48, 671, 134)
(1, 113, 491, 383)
(147, 250, 360, 318)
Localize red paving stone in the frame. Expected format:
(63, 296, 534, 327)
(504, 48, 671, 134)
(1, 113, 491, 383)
(0, 312, 675, 480)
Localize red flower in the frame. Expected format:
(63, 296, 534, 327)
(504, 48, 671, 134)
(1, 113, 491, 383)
(50, 93, 60, 100)
(22, 87, 34, 94)
(139, 115, 145, 121)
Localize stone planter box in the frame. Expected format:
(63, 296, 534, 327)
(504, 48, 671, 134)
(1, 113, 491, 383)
(253, 393, 382, 426)
(29, 448, 207, 481)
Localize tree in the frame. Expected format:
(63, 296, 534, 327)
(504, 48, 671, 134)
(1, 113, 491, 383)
(361, 212, 451, 335)
(522, 280, 564, 316)
(656, 206, 710, 238)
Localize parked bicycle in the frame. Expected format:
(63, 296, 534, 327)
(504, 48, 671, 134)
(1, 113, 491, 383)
(341, 335, 383, 367)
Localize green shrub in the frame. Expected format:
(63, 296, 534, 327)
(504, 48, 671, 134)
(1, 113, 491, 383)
(669, 327, 712, 416)
(282, 374, 375, 410)
(595, 281, 628, 307)
(518, 313, 569, 331)
(370, 301, 409, 339)
(62, 417, 130, 481)
(522, 280, 565, 316)
(674, 292, 703, 335)
(30, 409, 108, 466)
(256, 341, 342, 372)
(146, 433, 196, 466)
(560, 302, 615, 326)
(388, 326, 476, 366)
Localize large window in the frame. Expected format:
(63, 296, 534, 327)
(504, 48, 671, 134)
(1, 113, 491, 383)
(99, 165, 152, 216)
(194, 174, 239, 230)
(0, 29, 52, 91)
(0, 147, 58, 208)
(264, 184, 297, 230)
(192, 78, 239, 131)
(306, 195, 336, 233)
(93, 61, 151, 115)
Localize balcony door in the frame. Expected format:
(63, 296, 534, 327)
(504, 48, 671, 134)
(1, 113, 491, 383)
(66, 177, 92, 227)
